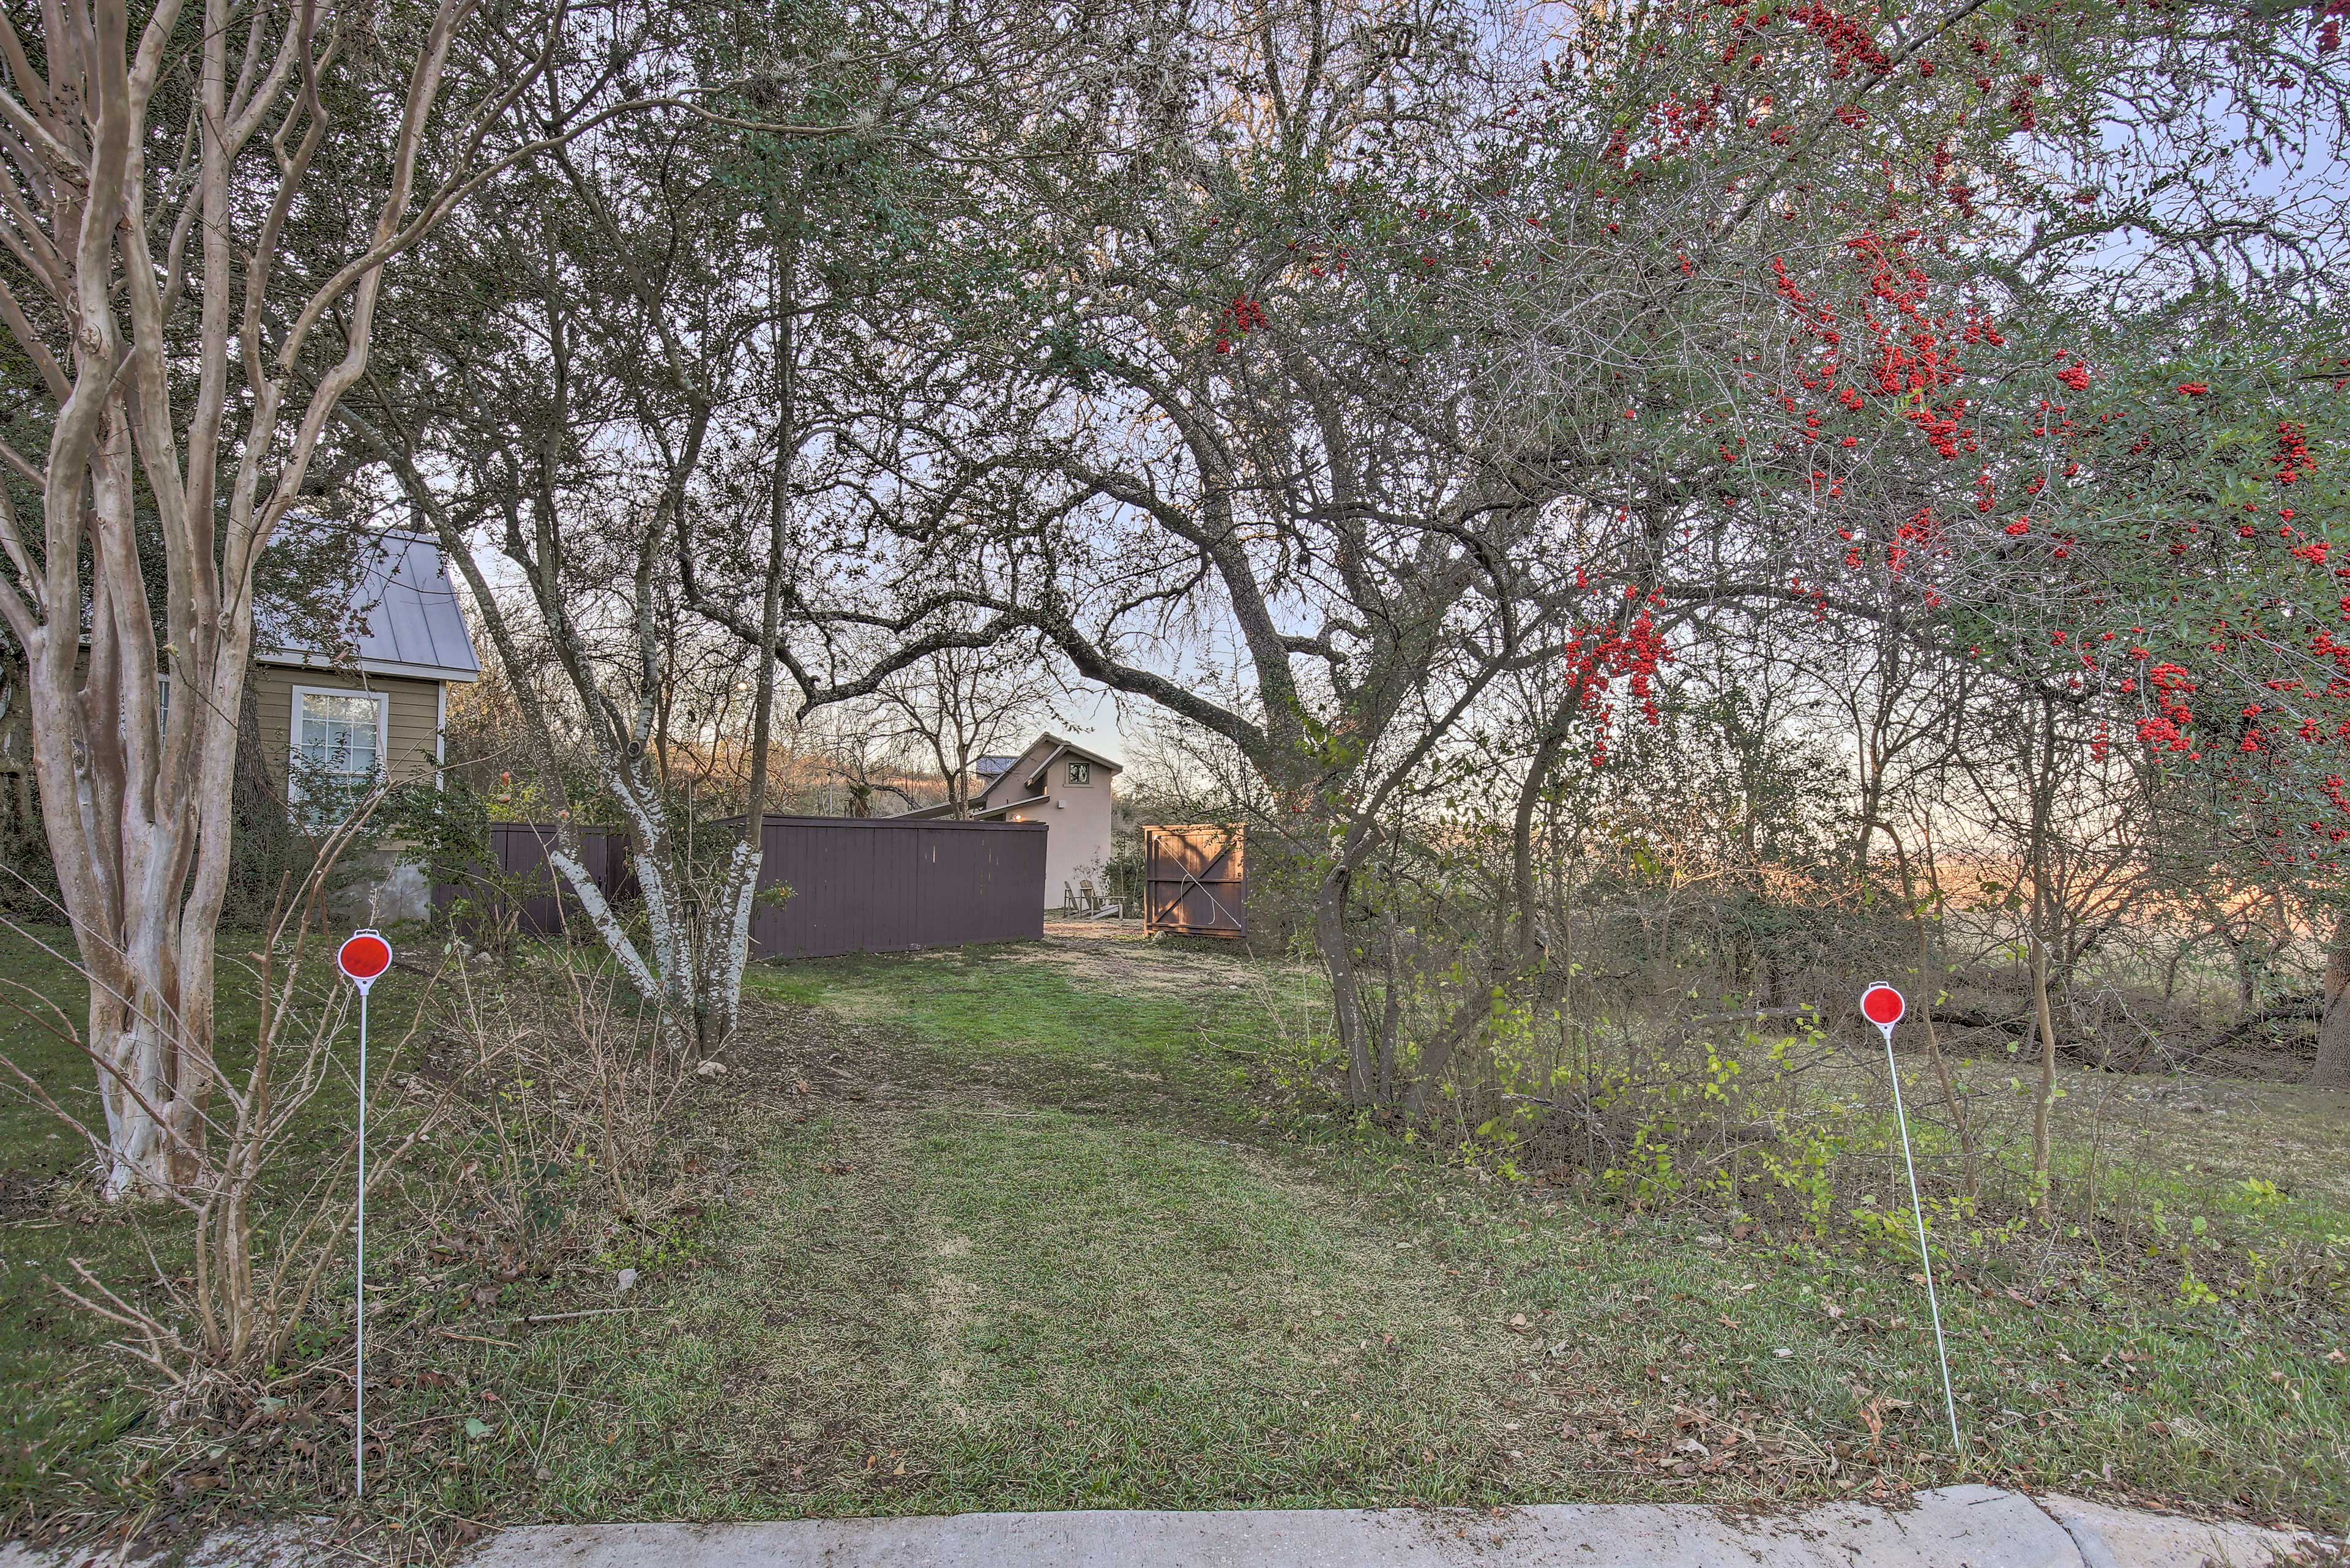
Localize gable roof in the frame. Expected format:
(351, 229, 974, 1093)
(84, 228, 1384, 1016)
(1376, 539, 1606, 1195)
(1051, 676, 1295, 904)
(1015, 733, 1122, 788)
(972, 731, 1122, 807)
(256, 529, 481, 684)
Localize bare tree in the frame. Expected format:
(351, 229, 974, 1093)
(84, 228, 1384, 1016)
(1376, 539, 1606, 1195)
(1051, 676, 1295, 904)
(878, 630, 1060, 816)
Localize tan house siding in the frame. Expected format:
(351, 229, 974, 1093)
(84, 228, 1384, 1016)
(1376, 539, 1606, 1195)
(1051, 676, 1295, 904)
(248, 664, 444, 788)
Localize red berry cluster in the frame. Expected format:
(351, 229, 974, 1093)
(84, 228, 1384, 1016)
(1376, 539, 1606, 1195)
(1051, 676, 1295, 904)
(2274, 420, 2312, 484)
(1212, 296, 1269, 354)
(1783, 1, 1893, 77)
(2135, 664, 2199, 754)
(1565, 607, 1672, 768)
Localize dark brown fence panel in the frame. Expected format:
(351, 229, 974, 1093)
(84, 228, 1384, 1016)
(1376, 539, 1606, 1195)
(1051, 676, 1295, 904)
(436, 816, 1041, 957)
(748, 815, 1045, 960)
(1143, 824, 1245, 938)
(431, 823, 632, 938)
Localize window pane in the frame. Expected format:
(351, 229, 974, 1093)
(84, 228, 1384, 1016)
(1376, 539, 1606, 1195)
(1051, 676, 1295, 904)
(296, 693, 382, 788)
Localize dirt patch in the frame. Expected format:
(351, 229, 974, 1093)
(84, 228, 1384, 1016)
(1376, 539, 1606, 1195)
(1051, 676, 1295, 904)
(1042, 919, 1151, 941)
(0, 1165, 69, 1218)
(1023, 930, 1280, 999)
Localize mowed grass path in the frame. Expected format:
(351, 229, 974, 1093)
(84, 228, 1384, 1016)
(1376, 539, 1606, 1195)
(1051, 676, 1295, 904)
(506, 945, 1514, 1518)
(465, 938, 2348, 1531)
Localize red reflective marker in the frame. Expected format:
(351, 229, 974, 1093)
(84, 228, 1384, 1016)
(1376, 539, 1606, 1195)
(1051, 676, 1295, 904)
(1860, 982, 1904, 1032)
(338, 929, 392, 993)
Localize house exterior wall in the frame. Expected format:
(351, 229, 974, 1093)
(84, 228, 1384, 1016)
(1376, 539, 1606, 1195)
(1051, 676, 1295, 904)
(247, 664, 445, 788)
(247, 664, 449, 924)
(999, 755, 1116, 911)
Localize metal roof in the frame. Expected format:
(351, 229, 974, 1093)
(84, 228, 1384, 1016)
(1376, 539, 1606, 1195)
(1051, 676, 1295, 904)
(256, 529, 481, 683)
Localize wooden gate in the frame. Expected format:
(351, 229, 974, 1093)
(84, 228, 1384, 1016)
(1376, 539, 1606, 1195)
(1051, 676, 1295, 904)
(1143, 824, 1245, 938)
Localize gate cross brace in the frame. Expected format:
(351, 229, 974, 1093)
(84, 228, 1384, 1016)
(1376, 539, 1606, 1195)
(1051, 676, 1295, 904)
(1157, 851, 1239, 931)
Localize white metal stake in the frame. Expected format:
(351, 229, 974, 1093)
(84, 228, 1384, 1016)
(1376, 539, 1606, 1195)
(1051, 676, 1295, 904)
(1875, 1009, 1964, 1457)
(354, 978, 369, 1498)
(339, 927, 390, 1499)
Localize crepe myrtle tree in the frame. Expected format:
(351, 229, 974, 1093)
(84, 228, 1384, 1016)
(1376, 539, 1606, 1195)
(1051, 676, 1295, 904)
(0, 0, 578, 1197)
(346, 0, 1067, 1052)
(346, 84, 778, 1058)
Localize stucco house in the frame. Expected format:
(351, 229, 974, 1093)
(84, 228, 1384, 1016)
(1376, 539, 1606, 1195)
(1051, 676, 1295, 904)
(254, 529, 480, 914)
(896, 733, 1121, 912)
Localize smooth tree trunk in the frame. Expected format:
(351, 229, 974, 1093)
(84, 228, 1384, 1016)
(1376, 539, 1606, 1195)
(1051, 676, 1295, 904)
(2027, 934, 2061, 1219)
(427, 498, 766, 1061)
(551, 755, 762, 1059)
(1318, 863, 1375, 1105)
(0, 0, 501, 1195)
(2020, 698, 2062, 1222)
(2315, 910, 2350, 1090)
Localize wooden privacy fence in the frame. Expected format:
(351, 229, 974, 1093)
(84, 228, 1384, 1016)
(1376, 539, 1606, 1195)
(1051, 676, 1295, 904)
(430, 822, 635, 939)
(436, 815, 1046, 959)
(742, 815, 1045, 959)
(1143, 824, 1245, 938)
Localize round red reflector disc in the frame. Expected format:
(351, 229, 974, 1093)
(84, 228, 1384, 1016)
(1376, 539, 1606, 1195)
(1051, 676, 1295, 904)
(1860, 984, 1904, 1029)
(338, 931, 393, 984)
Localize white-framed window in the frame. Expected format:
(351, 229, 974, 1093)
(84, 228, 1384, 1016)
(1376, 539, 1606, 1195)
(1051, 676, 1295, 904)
(1067, 760, 1090, 785)
(289, 685, 388, 820)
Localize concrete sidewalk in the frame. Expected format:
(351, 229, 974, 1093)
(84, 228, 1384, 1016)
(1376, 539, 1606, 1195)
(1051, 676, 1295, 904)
(4, 1487, 2331, 1567)
(460, 1488, 2321, 1568)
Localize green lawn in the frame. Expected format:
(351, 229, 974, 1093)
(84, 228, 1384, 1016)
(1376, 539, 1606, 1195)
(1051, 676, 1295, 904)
(2, 929, 2346, 1550)
(0, 922, 435, 1531)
